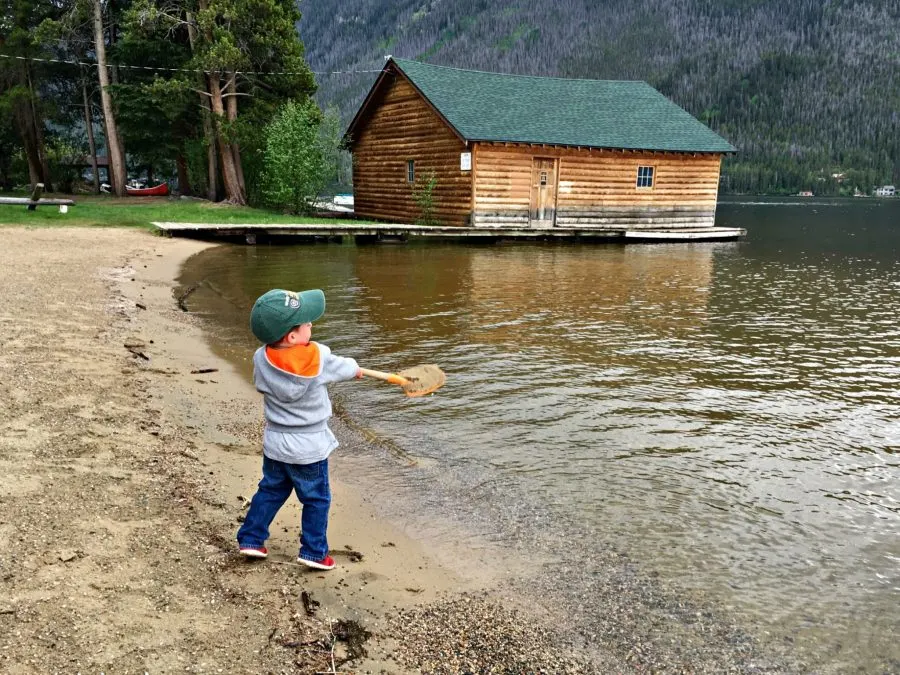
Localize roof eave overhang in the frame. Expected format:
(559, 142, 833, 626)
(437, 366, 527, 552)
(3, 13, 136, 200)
(343, 67, 392, 147)
(471, 139, 737, 154)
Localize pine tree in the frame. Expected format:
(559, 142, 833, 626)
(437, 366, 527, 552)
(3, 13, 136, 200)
(0, 0, 59, 189)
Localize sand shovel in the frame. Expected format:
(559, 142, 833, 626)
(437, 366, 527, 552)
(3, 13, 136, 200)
(359, 364, 446, 397)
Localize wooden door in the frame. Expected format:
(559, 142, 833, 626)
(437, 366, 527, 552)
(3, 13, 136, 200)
(530, 158, 558, 228)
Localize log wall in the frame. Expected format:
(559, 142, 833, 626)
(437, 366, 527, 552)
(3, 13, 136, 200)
(351, 75, 471, 227)
(472, 144, 723, 229)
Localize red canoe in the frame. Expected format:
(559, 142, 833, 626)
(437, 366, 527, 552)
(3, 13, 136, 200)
(126, 183, 169, 197)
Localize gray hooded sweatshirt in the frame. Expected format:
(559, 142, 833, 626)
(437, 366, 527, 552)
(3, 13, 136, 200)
(253, 342, 359, 465)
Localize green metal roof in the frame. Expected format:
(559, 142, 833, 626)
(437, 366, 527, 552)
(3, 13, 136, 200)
(388, 58, 736, 153)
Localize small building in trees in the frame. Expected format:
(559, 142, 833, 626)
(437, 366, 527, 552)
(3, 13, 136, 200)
(345, 58, 736, 230)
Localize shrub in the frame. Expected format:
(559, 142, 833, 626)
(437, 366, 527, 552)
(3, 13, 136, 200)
(261, 99, 333, 214)
(412, 169, 438, 226)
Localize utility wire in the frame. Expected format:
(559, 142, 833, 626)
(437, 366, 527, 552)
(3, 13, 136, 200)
(0, 52, 381, 76)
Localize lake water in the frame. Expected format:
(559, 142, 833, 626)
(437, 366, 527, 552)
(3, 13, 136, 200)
(180, 197, 900, 672)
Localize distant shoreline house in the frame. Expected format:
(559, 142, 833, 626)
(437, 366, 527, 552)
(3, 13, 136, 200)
(344, 58, 736, 230)
(61, 155, 110, 184)
(874, 185, 896, 197)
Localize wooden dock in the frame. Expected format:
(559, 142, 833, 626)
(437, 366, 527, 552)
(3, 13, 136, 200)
(152, 221, 745, 244)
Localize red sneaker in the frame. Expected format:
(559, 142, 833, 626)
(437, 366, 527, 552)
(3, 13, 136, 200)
(239, 545, 268, 559)
(299, 555, 335, 570)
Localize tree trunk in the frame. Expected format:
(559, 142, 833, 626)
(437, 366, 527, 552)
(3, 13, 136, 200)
(32, 113, 52, 191)
(92, 0, 126, 197)
(204, 110, 219, 201)
(108, 0, 119, 86)
(176, 152, 191, 196)
(187, 10, 219, 202)
(101, 115, 116, 190)
(14, 104, 43, 188)
(22, 64, 52, 190)
(8, 60, 41, 184)
(82, 78, 100, 194)
(208, 74, 245, 205)
(226, 75, 246, 196)
(147, 164, 154, 186)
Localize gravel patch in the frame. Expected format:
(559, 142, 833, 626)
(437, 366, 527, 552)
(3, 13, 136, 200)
(385, 592, 599, 674)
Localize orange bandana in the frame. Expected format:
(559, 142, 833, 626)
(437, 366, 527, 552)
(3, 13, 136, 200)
(265, 343, 321, 377)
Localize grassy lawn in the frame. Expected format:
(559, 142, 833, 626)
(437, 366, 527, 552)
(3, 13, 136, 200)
(0, 193, 360, 229)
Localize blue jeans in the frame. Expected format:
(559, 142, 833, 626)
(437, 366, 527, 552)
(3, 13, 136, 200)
(237, 455, 331, 562)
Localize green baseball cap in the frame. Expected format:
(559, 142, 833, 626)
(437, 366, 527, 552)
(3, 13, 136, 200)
(250, 288, 326, 344)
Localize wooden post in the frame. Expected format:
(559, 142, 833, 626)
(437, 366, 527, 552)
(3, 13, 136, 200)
(27, 183, 44, 211)
(470, 142, 477, 226)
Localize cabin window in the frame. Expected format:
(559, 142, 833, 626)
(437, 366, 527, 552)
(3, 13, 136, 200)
(540, 171, 548, 186)
(407, 160, 415, 183)
(636, 166, 655, 188)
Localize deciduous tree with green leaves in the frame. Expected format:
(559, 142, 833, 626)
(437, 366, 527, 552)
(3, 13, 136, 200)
(260, 98, 334, 214)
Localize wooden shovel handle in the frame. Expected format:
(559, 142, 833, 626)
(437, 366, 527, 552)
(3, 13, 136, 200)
(359, 367, 410, 386)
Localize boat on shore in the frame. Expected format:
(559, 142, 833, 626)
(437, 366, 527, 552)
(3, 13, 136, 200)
(126, 183, 169, 197)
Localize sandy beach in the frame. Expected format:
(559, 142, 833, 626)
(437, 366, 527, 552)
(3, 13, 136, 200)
(0, 228, 606, 673)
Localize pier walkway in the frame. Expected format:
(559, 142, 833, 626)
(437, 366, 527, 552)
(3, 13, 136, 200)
(152, 221, 745, 244)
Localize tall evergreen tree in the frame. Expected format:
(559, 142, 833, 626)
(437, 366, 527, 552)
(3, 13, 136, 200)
(0, 0, 59, 189)
(38, 0, 131, 195)
(91, 0, 127, 196)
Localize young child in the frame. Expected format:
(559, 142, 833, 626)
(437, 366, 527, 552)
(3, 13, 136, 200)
(237, 288, 360, 570)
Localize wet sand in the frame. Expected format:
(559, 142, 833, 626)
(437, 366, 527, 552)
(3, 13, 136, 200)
(0, 228, 609, 673)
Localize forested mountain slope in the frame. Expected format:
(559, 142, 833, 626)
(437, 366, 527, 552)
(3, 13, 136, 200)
(298, 0, 900, 194)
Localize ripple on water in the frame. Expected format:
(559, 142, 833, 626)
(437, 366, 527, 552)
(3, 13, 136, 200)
(184, 202, 900, 671)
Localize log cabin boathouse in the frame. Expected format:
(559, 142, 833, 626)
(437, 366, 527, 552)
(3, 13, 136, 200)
(345, 58, 741, 240)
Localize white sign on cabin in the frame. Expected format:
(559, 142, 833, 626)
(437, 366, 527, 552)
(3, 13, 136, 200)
(460, 152, 472, 171)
